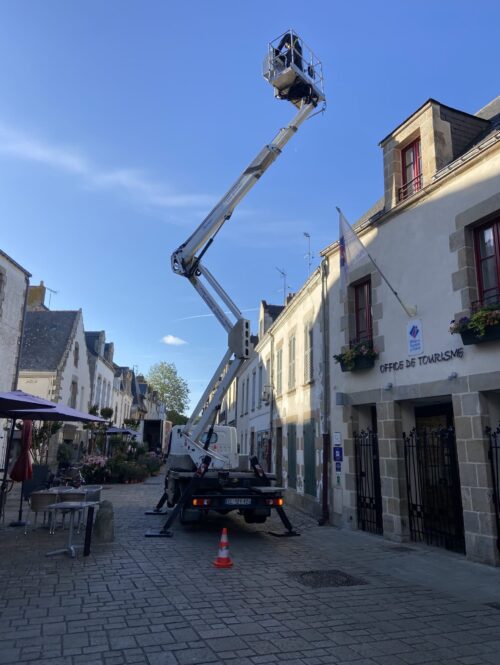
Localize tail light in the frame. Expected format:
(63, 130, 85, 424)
(266, 497, 284, 506)
(192, 498, 211, 507)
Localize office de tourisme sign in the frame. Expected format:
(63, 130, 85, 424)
(379, 347, 464, 373)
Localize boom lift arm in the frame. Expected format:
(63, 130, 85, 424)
(172, 31, 325, 447)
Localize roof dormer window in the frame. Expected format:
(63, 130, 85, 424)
(399, 139, 422, 201)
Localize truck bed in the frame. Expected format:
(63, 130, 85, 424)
(169, 469, 277, 480)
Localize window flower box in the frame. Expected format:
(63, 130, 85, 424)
(450, 305, 500, 345)
(334, 341, 378, 372)
(458, 323, 500, 345)
(339, 355, 376, 372)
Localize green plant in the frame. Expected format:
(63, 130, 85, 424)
(137, 454, 161, 475)
(450, 304, 500, 337)
(333, 341, 378, 371)
(100, 407, 114, 421)
(56, 442, 73, 467)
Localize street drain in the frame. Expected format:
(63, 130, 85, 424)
(486, 602, 500, 611)
(288, 569, 368, 588)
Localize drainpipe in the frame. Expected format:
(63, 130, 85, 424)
(318, 257, 331, 526)
(12, 273, 30, 391)
(268, 330, 275, 476)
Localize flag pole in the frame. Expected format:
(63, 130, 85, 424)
(336, 207, 416, 318)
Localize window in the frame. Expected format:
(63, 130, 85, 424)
(475, 219, 500, 307)
(240, 378, 245, 416)
(258, 364, 263, 408)
(399, 139, 422, 200)
(70, 380, 78, 409)
(276, 348, 283, 396)
(251, 370, 256, 411)
(200, 431, 219, 444)
(0, 269, 6, 319)
(304, 324, 313, 383)
(354, 279, 372, 342)
(288, 335, 296, 389)
(245, 376, 250, 414)
(73, 342, 79, 367)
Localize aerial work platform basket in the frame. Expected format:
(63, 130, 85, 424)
(263, 30, 325, 107)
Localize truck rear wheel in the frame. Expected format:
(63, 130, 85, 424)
(179, 504, 202, 525)
(242, 509, 268, 524)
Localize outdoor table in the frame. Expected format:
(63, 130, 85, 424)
(45, 501, 99, 558)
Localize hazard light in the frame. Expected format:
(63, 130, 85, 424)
(192, 498, 211, 507)
(266, 498, 284, 506)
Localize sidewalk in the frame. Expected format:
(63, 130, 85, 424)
(0, 477, 499, 665)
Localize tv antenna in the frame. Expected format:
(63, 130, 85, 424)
(46, 286, 58, 309)
(275, 267, 290, 305)
(303, 231, 313, 276)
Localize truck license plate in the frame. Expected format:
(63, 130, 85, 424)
(224, 498, 252, 506)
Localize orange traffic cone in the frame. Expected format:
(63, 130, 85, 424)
(213, 527, 233, 568)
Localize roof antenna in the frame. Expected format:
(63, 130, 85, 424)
(46, 286, 58, 309)
(276, 267, 289, 305)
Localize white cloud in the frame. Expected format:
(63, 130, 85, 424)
(0, 123, 215, 211)
(161, 334, 187, 346)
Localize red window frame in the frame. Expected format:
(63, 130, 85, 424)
(354, 279, 372, 343)
(474, 218, 500, 308)
(400, 139, 422, 199)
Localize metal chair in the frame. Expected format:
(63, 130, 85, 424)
(51, 489, 86, 531)
(26, 490, 59, 534)
(83, 485, 102, 502)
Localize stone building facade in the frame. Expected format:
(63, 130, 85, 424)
(230, 272, 331, 518)
(0, 250, 30, 462)
(18, 308, 92, 455)
(85, 331, 117, 413)
(323, 95, 500, 565)
(227, 94, 500, 566)
(0, 251, 30, 392)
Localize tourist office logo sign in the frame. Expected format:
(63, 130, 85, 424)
(407, 319, 423, 356)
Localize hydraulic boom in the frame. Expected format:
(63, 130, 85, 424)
(172, 30, 325, 447)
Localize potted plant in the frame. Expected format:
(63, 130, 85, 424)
(333, 341, 378, 372)
(450, 304, 500, 345)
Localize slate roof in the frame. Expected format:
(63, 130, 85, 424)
(265, 303, 284, 322)
(476, 96, 500, 126)
(20, 310, 79, 371)
(85, 331, 101, 356)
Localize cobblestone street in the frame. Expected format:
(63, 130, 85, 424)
(1, 477, 500, 665)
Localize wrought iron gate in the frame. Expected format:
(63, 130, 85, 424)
(404, 427, 465, 553)
(354, 430, 383, 535)
(303, 420, 316, 497)
(486, 424, 500, 552)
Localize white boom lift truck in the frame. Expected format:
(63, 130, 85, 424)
(146, 31, 325, 538)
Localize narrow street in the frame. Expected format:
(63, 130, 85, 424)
(0, 478, 499, 665)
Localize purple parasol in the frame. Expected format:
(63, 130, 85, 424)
(0, 390, 58, 417)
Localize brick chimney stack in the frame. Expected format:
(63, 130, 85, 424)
(27, 281, 48, 311)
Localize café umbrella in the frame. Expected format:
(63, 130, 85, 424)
(9, 420, 34, 527)
(0, 403, 105, 526)
(11, 404, 105, 422)
(0, 390, 58, 417)
(0, 391, 57, 522)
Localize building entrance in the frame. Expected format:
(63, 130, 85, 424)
(404, 403, 465, 553)
(354, 428, 383, 535)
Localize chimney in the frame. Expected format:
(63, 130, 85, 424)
(27, 281, 48, 311)
(104, 342, 114, 363)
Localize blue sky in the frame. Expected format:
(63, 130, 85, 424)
(1, 1, 499, 411)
